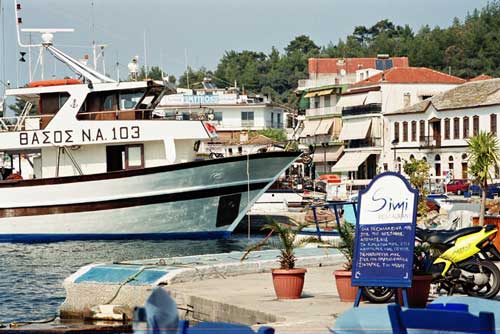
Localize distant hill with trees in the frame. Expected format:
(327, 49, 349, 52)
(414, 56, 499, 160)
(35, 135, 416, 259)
(180, 1, 499, 108)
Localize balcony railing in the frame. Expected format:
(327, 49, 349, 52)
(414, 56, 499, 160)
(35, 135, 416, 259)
(342, 103, 382, 117)
(346, 137, 382, 148)
(419, 135, 441, 148)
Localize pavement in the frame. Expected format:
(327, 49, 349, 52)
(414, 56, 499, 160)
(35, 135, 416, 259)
(167, 264, 368, 334)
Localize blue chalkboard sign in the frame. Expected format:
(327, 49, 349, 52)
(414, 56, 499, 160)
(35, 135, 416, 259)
(351, 172, 419, 288)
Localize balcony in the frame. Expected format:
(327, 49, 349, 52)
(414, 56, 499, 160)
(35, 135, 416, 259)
(346, 137, 382, 149)
(305, 106, 339, 117)
(342, 104, 382, 117)
(419, 136, 441, 148)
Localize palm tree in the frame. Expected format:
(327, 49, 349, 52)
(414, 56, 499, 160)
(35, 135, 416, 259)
(467, 132, 500, 225)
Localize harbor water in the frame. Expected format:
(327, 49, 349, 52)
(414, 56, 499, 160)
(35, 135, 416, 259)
(0, 235, 261, 324)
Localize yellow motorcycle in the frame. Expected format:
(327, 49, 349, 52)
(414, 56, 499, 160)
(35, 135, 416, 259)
(416, 224, 500, 299)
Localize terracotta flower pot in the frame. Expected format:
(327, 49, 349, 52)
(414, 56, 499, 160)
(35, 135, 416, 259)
(334, 270, 359, 302)
(271, 268, 307, 299)
(397, 275, 433, 308)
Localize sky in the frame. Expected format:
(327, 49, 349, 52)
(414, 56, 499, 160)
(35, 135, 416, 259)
(0, 0, 491, 93)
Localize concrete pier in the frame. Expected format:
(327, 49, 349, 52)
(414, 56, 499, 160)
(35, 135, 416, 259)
(60, 247, 351, 332)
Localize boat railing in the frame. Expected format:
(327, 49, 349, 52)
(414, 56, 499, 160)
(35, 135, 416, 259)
(0, 114, 54, 132)
(76, 108, 212, 121)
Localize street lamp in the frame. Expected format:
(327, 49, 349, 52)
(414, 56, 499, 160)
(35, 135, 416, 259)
(391, 139, 399, 172)
(321, 142, 329, 174)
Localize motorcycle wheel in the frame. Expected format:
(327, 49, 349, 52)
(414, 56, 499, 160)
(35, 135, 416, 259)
(361, 286, 394, 303)
(462, 260, 500, 299)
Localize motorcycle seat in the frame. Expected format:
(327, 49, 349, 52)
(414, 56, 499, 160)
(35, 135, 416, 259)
(424, 226, 483, 245)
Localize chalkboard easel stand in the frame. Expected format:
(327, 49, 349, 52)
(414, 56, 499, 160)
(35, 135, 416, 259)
(353, 288, 409, 307)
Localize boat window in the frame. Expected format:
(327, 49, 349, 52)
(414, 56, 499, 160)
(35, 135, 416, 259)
(125, 145, 144, 169)
(119, 91, 144, 110)
(106, 144, 144, 172)
(137, 87, 164, 110)
(101, 94, 116, 111)
(40, 93, 70, 114)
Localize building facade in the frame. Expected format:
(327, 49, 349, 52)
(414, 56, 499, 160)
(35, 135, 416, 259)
(296, 56, 409, 176)
(160, 86, 288, 156)
(332, 67, 466, 179)
(385, 78, 500, 179)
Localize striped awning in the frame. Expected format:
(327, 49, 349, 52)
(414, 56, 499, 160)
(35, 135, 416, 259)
(339, 119, 372, 141)
(300, 119, 321, 137)
(315, 118, 335, 135)
(313, 147, 344, 163)
(304, 89, 334, 98)
(331, 151, 372, 172)
(336, 93, 367, 108)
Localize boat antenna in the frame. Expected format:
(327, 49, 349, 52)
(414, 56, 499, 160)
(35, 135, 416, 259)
(1, 0, 6, 96)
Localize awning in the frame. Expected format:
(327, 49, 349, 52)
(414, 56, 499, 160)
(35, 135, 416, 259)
(315, 118, 335, 135)
(365, 91, 382, 105)
(300, 119, 321, 137)
(304, 89, 334, 98)
(313, 147, 344, 163)
(336, 93, 367, 108)
(339, 119, 372, 141)
(331, 151, 372, 172)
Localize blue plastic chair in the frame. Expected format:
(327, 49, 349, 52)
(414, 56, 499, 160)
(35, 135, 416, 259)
(388, 304, 495, 334)
(178, 320, 274, 334)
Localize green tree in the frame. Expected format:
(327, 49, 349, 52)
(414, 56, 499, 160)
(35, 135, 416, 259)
(467, 132, 500, 225)
(403, 158, 430, 219)
(252, 129, 287, 142)
(285, 35, 320, 56)
(178, 66, 214, 88)
(136, 66, 165, 81)
(9, 97, 38, 116)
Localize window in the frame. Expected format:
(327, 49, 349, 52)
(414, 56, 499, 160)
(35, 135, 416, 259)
(213, 112, 223, 122)
(491, 114, 497, 135)
(463, 116, 469, 138)
(394, 122, 400, 142)
(454, 117, 460, 139)
(309, 98, 315, 109)
(411, 121, 417, 142)
(444, 118, 450, 140)
(119, 91, 144, 110)
(402, 121, 408, 142)
(324, 96, 331, 108)
(419, 120, 425, 141)
(277, 113, 281, 128)
(473, 116, 479, 136)
(271, 112, 274, 127)
(314, 100, 320, 109)
(101, 93, 116, 111)
(125, 145, 144, 169)
(241, 111, 254, 127)
(106, 144, 144, 172)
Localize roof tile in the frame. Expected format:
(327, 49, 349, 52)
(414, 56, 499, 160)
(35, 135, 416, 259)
(350, 67, 466, 88)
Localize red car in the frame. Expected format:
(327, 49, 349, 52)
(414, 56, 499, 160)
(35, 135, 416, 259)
(446, 179, 469, 195)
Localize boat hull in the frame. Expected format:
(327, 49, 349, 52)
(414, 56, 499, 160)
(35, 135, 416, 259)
(0, 152, 299, 242)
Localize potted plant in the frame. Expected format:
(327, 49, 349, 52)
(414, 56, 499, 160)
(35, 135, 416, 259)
(334, 222, 359, 302)
(397, 244, 433, 308)
(241, 219, 318, 299)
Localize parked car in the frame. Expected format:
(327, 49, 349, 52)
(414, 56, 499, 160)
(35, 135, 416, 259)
(445, 179, 469, 195)
(469, 183, 500, 197)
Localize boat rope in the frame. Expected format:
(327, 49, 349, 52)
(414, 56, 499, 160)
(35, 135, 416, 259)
(8, 314, 58, 328)
(104, 265, 154, 305)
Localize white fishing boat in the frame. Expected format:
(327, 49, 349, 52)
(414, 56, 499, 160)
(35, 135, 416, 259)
(0, 29, 299, 242)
